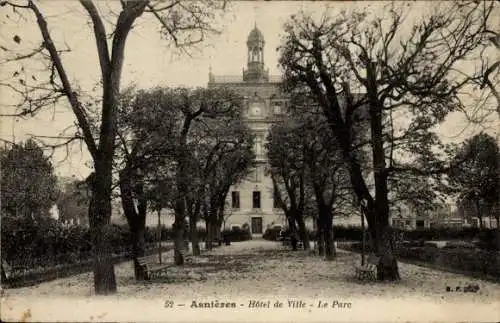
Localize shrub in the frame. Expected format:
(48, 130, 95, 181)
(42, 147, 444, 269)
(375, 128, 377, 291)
(398, 227, 488, 241)
(443, 241, 477, 249)
(339, 240, 500, 278)
(1, 215, 138, 271)
(436, 249, 500, 277)
(263, 226, 282, 241)
(475, 230, 499, 251)
(222, 227, 252, 242)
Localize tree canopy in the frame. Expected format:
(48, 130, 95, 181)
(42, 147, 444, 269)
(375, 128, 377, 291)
(449, 132, 499, 227)
(1, 139, 59, 220)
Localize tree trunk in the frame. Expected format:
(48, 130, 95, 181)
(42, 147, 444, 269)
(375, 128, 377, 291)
(215, 200, 226, 244)
(365, 64, 400, 281)
(323, 211, 335, 261)
(206, 203, 218, 250)
(316, 217, 325, 256)
(119, 168, 147, 280)
(173, 173, 188, 265)
(371, 223, 400, 281)
(286, 216, 298, 251)
(205, 220, 213, 251)
(173, 216, 185, 265)
(131, 224, 146, 278)
(88, 169, 117, 294)
(214, 223, 221, 244)
(289, 218, 300, 251)
(1, 263, 7, 282)
(217, 207, 226, 245)
(476, 199, 484, 229)
(189, 215, 201, 256)
(295, 214, 310, 250)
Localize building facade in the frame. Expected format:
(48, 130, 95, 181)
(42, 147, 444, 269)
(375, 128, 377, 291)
(208, 26, 288, 235)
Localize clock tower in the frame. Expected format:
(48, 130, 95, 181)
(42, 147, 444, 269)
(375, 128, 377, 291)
(206, 25, 306, 236)
(243, 24, 269, 82)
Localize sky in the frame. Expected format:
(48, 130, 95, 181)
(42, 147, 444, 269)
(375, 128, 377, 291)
(0, 1, 498, 180)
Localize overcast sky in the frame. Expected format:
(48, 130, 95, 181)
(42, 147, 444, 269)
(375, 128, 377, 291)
(0, 1, 498, 179)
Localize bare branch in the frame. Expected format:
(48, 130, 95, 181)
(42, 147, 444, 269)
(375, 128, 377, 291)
(79, 0, 111, 81)
(25, 0, 99, 160)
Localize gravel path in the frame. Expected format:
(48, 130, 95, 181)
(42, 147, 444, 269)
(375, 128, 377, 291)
(2, 239, 499, 322)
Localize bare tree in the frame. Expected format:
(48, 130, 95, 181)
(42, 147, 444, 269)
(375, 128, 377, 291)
(0, 0, 226, 294)
(267, 118, 313, 251)
(279, 1, 493, 280)
(190, 117, 254, 252)
(300, 112, 353, 260)
(440, 1, 500, 130)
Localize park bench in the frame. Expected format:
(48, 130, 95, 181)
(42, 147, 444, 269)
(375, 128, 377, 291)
(355, 254, 379, 280)
(137, 256, 172, 280)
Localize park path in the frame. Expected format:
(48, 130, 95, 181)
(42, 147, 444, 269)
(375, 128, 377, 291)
(1, 239, 499, 322)
(2, 239, 499, 300)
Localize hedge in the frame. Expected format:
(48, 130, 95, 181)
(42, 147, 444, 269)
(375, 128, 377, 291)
(222, 227, 252, 242)
(342, 241, 500, 278)
(1, 216, 143, 271)
(1, 215, 253, 273)
(263, 225, 499, 250)
(263, 225, 365, 241)
(148, 226, 251, 242)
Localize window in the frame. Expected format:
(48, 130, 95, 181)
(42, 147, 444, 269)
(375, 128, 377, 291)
(248, 168, 257, 182)
(273, 103, 282, 115)
(255, 166, 262, 182)
(252, 191, 261, 209)
(231, 191, 240, 209)
(248, 167, 261, 182)
(254, 137, 263, 156)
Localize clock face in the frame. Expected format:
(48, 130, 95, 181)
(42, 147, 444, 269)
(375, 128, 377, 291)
(250, 102, 262, 116)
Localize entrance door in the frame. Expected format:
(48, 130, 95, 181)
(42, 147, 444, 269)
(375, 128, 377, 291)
(251, 217, 263, 234)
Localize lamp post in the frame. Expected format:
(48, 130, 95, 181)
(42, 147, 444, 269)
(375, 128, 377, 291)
(353, 194, 367, 266)
(361, 202, 366, 266)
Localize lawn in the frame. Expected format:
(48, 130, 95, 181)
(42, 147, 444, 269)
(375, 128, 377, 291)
(1, 239, 499, 322)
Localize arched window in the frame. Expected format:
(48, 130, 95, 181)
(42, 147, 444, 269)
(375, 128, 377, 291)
(254, 136, 263, 156)
(252, 48, 260, 62)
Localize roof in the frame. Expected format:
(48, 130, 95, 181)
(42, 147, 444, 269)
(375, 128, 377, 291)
(247, 26, 264, 44)
(209, 74, 282, 83)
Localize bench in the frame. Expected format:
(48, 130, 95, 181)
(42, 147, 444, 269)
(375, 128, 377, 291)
(355, 254, 379, 280)
(282, 237, 304, 249)
(297, 240, 304, 249)
(137, 257, 172, 280)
